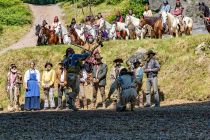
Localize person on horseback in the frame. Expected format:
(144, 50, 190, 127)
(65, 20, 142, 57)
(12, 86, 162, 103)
(171, 0, 184, 16)
(115, 11, 124, 39)
(51, 16, 62, 43)
(63, 47, 92, 111)
(160, 0, 171, 13)
(42, 20, 48, 27)
(70, 17, 77, 27)
(143, 4, 153, 17)
(128, 9, 135, 17)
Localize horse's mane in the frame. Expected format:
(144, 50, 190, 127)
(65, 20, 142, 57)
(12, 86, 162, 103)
(143, 17, 161, 26)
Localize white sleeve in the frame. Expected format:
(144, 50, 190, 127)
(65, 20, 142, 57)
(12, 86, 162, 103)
(24, 70, 29, 84)
(36, 70, 41, 82)
(83, 71, 87, 81)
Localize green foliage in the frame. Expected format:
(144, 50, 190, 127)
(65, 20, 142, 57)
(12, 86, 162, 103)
(77, 0, 105, 8)
(0, 0, 31, 26)
(106, 0, 123, 5)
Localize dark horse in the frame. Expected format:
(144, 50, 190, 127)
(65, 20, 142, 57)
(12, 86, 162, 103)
(35, 25, 59, 46)
(35, 24, 48, 46)
(140, 16, 163, 39)
(199, 2, 210, 33)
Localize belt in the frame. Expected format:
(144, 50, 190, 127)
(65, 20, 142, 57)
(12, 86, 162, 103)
(122, 86, 136, 91)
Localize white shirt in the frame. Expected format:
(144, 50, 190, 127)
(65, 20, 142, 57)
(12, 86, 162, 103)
(80, 70, 88, 83)
(60, 71, 65, 83)
(24, 69, 40, 84)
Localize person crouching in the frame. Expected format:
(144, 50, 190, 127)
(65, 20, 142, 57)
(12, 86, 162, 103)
(42, 62, 56, 110)
(107, 68, 138, 112)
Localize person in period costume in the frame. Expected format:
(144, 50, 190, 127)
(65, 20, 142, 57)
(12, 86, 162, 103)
(24, 62, 41, 111)
(109, 58, 124, 108)
(42, 62, 56, 110)
(133, 59, 144, 107)
(56, 61, 68, 110)
(91, 53, 108, 109)
(78, 66, 88, 109)
(143, 4, 153, 17)
(128, 9, 135, 17)
(160, 0, 171, 13)
(107, 68, 138, 112)
(144, 50, 160, 107)
(171, 0, 184, 16)
(7, 64, 22, 112)
(63, 47, 91, 111)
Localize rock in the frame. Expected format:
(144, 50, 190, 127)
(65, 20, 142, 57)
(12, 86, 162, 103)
(127, 48, 147, 66)
(195, 42, 210, 55)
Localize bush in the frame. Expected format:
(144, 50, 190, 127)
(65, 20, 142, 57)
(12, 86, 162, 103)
(106, 0, 123, 5)
(0, 0, 31, 26)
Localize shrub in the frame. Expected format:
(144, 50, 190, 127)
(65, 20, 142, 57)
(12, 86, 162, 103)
(106, 0, 123, 5)
(0, 0, 31, 26)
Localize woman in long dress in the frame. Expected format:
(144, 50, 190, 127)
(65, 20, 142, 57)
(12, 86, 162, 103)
(24, 62, 41, 111)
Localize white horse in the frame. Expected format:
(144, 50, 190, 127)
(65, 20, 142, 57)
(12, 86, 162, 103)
(114, 22, 130, 40)
(54, 25, 71, 44)
(161, 11, 180, 37)
(182, 17, 193, 35)
(109, 24, 117, 40)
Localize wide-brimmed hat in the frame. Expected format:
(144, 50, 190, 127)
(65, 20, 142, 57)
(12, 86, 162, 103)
(113, 58, 123, 63)
(45, 62, 53, 68)
(133, 59, 141, 65)
(146, 50, 156, 55)
(10, 64, 17, 73)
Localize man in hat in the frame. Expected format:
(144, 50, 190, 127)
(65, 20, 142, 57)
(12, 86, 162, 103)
(42, 62, 56, 110)
(107, 68, 138, 112)
(91, 53, 107, 109)
(144, 50, 160, 107)
(56, 61, 68, 110)
(109, 57, 124, 108)
(7, 64, 22, 112)
(63, 47, 92, 111)
(133, 59, 144, 107)
(42, 20, 48, 28)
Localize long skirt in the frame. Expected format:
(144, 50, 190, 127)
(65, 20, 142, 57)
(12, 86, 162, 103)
(24, 96, 40, 110)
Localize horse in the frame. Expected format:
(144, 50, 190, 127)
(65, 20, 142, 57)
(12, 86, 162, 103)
(181, 17, 193, 35)
(198, 2, 210, 33)
(114, 22, 129, 40)
(35, 24, 48, 46)
(161, 11, 180, 37)
(140, 16, 163, 39)
(127, 20, 137, 39)
(47, 28, 59, 45)
(54, 25, 71, 44)
(68, 25, 85, 46)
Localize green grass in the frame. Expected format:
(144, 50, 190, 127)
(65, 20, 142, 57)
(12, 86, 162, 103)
(60, 0, 129, 23)
(0, 0, 32, 49)
(1, 35, 210, 108)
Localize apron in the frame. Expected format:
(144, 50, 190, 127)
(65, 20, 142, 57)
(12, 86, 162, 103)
(25, 70, 40, 97)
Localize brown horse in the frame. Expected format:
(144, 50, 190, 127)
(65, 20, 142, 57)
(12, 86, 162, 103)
(41, 26, 59, 45)
(140, 16, 163, 39)
(127, 21, 137, 39)
(68, 26, 85, 46)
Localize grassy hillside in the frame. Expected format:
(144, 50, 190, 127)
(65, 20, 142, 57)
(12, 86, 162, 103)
(0, 0, 32, 49)
(0, 35, 210, 108)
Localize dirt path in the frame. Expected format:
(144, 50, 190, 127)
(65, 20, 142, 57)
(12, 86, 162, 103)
(0, 4, 64, 55)
(0, 102, 210, 139)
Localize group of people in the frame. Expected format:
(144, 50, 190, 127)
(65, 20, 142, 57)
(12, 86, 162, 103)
(6, 42, 160, 112)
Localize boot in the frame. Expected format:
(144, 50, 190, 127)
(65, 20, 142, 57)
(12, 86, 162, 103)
(67, 98, 78, 111)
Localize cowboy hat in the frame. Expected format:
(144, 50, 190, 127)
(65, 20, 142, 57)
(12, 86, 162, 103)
(133, 59, 141, 64)
(113, 58, 123, 63)
(45, 62, 53, 68)
(146, 50, 156, 55)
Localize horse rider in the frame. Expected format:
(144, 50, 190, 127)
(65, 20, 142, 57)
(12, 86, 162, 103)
(144, 50, 160, 107)
(63, 47, 92, 111)
(70, 17, 77, 28)
(143, 4, 153, 17)
(159, 0, 171, 13)
(42, 20, 48, 28)
(7, 64, 22, 112)
(51, 16, 63, 43)
(115, 11, 124, 39)
(171, 0, 184, 16)
(109, 57, 124, 108)
(128, 9, 135, 17)
(107, 68, 138, 112)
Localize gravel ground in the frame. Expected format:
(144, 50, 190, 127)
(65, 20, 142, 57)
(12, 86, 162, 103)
(0, 102, 210, 140)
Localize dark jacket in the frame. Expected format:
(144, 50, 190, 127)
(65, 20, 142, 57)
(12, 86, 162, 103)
(92, 63, 107, 86)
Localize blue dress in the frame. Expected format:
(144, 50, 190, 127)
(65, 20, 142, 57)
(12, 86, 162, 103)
(24, 70, 40, 110)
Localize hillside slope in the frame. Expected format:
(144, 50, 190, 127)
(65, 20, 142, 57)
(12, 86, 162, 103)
(0, 35, 210, 108)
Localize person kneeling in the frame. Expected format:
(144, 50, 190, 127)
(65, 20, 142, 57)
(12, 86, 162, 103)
(107, 68, 137, 112)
